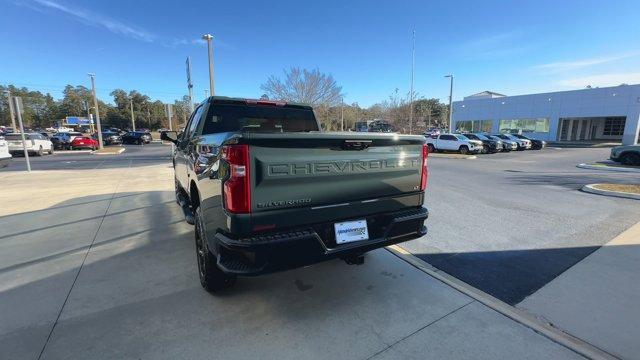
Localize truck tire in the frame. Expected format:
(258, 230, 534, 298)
(427, 144, 435, 153)
(620, 152, 640, 166)
(194, 207, 236, 293)
(459, 145, 469, 154)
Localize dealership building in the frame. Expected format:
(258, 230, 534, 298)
(452, 84, 640, 145)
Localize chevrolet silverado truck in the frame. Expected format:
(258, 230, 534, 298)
(161, 97, 429, 293)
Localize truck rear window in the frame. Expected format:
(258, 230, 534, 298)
(202, 104, 318, 134)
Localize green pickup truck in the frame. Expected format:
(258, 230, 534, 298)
(610, 144, 640, 166)
(161, 97, 429, 293)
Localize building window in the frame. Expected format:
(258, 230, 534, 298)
(603, 117, 625, 136)
(499, 118, 549, 133)
(455, 120, 492, 133)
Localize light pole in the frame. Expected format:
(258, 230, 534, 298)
(88, 73, 103, 149)
(444, 75, 454, 132)
(202, 34, 215, 96)
(3, 90, 18, 130)
(409, 29, 416, 135)
(130, 99, 136, 131)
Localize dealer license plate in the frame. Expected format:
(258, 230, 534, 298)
(334, 219, 369, 244)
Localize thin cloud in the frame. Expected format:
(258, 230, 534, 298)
(19, 0, 223, 49)
(557, 72, 640, 88)
(458, 31, 535, 58)
(535, 51, 640, 71)
(23, 0, 155, 42)
(164, 37, 231, 49)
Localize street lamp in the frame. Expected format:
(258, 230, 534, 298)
(444, 75, 454, 132)
(87, 73, 104, 149)
(202, 34, 215, 96)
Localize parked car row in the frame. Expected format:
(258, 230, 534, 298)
(425, 132, 546, 154)
(48, 130, 151, 149)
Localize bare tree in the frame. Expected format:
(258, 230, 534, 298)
(260, 68, 344, 107)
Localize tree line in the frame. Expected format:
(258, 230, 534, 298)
(1, 67, 449, 133)
(260, 67, 450, 133)
(0, 84, 191, 131)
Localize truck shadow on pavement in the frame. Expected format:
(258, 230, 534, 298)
(417, 246, 602, 305)
(1, 190, 473, 360)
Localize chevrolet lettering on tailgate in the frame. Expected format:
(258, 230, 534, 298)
(267, 158, 420, 176)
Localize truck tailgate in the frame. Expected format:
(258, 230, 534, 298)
(241, 133, 425, 213)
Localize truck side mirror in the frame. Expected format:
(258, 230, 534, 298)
(161, 131, 178, 143)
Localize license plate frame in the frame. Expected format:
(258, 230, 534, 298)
(334, 219, 369, 244)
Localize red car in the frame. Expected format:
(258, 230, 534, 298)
(70, 136, 99, 150)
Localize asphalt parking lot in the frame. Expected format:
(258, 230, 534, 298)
(2, 143, 639, 359)
(4, 145, 638, 307)
(402, 147, 640, 304)
(1, 143, 170, 172)
(0, 147, 581, 360)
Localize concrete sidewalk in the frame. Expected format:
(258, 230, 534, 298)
(0, 164, 581, 359)
(520, 221, 640, 359)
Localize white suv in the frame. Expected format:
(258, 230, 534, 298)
(6, 133, 54, 156)
(426, 133, 483, 154)
(0, 137, 11, 167)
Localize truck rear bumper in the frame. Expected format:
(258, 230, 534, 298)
(210, 207, 428, 275)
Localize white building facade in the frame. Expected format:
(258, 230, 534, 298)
(452, 85, 640, 145)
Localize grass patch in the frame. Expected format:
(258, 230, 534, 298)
(94, 147, 124, 154)
(593, 184, 640, 194)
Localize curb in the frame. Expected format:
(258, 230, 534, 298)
(429, 153, 477, 160)
(91, 148, 126, 155)
(385, 245, 617, 360)
(581, 184, 640, 200)
(577, 163, 640, 173)
(53, 150, 92, 155)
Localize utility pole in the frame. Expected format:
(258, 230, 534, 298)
(409, 28, 416, 135)
(340, 98, 344, 131)
(444, 75, 454, 132)
(13, 97, 31, 172)
(129, 99, 136, 131)
(165, 104, 173, 131)
(186, 57, 195, 114)
(88, 73, 103, 149)
(3, 90, 18, 130)
(202, 34, 215, 96)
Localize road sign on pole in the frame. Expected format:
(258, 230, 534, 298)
(13, 96, 31, 172)
(186, 57, 195, 114)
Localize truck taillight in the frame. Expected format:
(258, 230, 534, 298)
(420, 143, 428, 191)
(221, 144, 251, 213)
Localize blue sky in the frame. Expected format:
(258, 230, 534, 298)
(1, 0, 639, 106)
